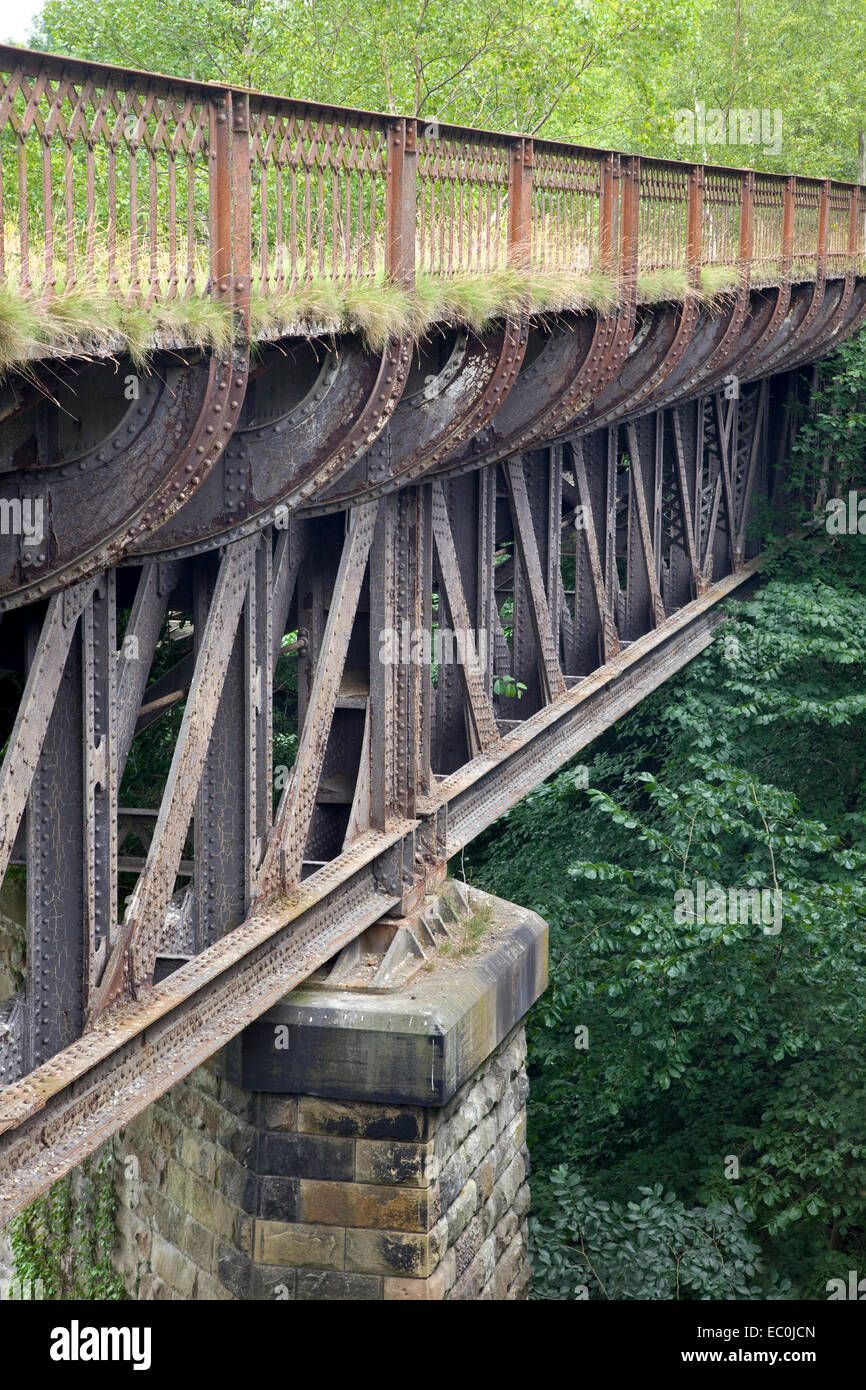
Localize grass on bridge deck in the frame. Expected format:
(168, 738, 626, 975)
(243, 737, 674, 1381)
(0, 237, 848, 377)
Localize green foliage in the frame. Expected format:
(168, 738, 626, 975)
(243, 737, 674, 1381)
(787, 335, 866, 507)
(118, 612, 189, 811)
(438, 900, 495, 958)
(273, 630, 300, 804)
(493, 674, 527, 699)
(9, 1146, 126, 1300)
(29, 0, 866, 178)
(0, 259, 738, 377)
(532, 1167, 773, 1300)
(0, 277, 234, 377)
(32, 0, 697, 135)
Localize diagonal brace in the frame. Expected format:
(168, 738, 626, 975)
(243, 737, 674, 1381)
(255, 501, 379, 900)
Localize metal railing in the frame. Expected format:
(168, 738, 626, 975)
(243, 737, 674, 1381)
(0, 42, 864, 322)
(0, 47, 217, 301)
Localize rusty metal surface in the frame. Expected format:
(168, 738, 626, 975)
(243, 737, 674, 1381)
(2, 43, 866, 1216)
(305, 318, 529, 513)
(437, 559, 762, 855)
(0, 831, 410, 1214)
(255, 501, 379, 898)
(131, 335, 412, 554)
(0, 552, 763, 1218)
(0, 579, 96, 881)
(431, 480, 499, 752)
(0, 45, 861, 592)
(0, 363, 844, 1202)
(92, 535, 261, 1014)
(1, 41, 863, 319)
(0, 356, 233, 610)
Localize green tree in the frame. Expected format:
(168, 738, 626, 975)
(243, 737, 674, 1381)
(27, 0, 866, 176)
(33, 0, 695, 131)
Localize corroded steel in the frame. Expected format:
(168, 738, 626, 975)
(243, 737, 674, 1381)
(0, 555, 763, 1218)
(2, 43, 866, 1216)
(0, 46, 863, 603)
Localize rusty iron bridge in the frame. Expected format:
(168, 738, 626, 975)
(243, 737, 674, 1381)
(0, 43, 864, 1219)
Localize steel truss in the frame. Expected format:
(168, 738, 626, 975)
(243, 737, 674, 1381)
(0, 366, 813, 1216)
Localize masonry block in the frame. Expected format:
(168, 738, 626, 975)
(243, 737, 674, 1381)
(241, 894, 547, 1105)
(297, 1097, 430, 1142)
(296, 1271, 383, 1301)
(249, 1265, 297, 1301)
(344, 1228, 434, 1278)
(257, 1176, 300, 1221)
(254, 1221, 346, 1271)
(298, 1179, 431, 1232)
(354, 1139, 435, 1187)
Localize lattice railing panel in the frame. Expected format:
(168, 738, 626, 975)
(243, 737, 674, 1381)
(752, 175, 786, 273)
(792, 179, 821, 278)
(249, 101, 390, 291)
(1, 46, 865, 313)
(0, 56, 212, 302)
(416, 130, 510, 276)
(529, 144, 604, 273)
(637, 162, 689, 271)
(702, 170, 741, 267)
(827, 183, 852, 276)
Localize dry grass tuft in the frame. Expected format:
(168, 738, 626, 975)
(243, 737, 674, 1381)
(0, 225, 802, 377)
(636, 267, 691, 304)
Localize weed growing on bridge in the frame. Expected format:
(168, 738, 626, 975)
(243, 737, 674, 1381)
(635, 264, 742, 305)
(0, 231, 238, 373)
(635, 267, 691, 303)
(249, 265, 622, 347)
(0, 283, 235, 376)
(249, 276, 344, 339)
(0, 222, 628, 365)
(698, 264, 743, 298)
(0, 240, 810, 373)
(345, 277, 415, 342)
(439, 898, 494, 958)
(412, 267, 620, 331)
(0, 285, 41, 370)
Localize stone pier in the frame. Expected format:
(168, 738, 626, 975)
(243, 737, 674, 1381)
(5, 885, 548, 1301)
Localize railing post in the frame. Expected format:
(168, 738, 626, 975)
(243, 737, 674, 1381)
(738, 170, 755, 287)
(619, 155, 640, 301)
(231, 92, 251, 340)
(598, 153, 616, 276)
(781, 175, 795, 279)
(848, 182, 861, 270)
(686, 164, 704, 291)
(209, 92, 232, 305)
(816, 178, 830, 278)
(386, 117, 416, 288)
(507, 136, 534, 269)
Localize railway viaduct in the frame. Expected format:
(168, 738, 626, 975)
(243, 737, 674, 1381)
(0, 43, 864, 1298)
